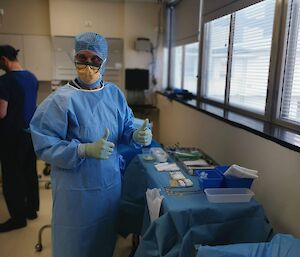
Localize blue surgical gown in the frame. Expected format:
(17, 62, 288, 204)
(197, 234, 300, 257)
(30, 82, 137, 257)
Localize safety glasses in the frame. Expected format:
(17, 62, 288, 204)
(74, 53, 105, 70)
(75, 61, 101, 71)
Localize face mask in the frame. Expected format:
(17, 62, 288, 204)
(76, 65, 102, 88)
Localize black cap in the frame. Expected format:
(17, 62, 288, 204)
(0, 45, 19, 60)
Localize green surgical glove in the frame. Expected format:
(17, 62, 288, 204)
(81, 128, 115, 159)
(133, 119, 152, 146)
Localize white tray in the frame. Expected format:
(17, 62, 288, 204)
(204, 188, 254, 203)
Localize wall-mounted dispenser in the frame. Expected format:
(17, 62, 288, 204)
(134, 38, 152, 52)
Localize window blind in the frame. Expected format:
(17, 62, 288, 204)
(172, 0, 200, 46)
(202, 15, 230, 102)
(183, 42, 199, 94)
(203, 0, 265, 21)
(229, 0, 276, 113)
(281, 0, 300, 124)
(171, 46, 183, 88)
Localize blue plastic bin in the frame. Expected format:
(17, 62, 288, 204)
(195, 169, 223, 189)
(216, 166, 254, 189)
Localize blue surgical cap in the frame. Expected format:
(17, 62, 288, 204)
(75, 32, 108, 61)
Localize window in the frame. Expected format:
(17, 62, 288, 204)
(166, 0, 300, 147)
(172, 46, 183, 89)
(202, 0, 276, 114)
(280, 0, 300, 124)
(183, 42, 199, 94)
(229, 0, 275, 113)
(202, 15, 230, 102)
(171, 43, 199, 94)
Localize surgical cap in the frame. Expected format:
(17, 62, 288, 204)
(75, 32, 108, 61)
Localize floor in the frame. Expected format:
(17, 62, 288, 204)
(0, 161, 133, 257)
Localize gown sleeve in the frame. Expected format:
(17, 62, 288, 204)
(30, 91, 84, 170)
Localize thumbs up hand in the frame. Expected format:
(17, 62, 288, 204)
(84, 128, 115, 159)
(133, 119, 152, 146)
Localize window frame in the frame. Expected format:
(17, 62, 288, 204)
(170, 42, 199, 94)
(183, 42, 200, 94)
(199, 0, 290, 124)
(170, 45, 184, 89)
(274, 0, 300, 131)
(199, 14, 231, 103)
(167, 0, 300, 133)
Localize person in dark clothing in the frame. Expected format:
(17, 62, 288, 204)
(0, 45, 39, 232)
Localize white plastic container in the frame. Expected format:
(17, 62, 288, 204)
(150, 147, 169, 162)
(204, 188, 254, 203)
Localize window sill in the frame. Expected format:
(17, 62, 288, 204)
(157, 91, 300, 153)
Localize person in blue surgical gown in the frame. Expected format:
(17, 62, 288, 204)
(30, 32, 152, 257)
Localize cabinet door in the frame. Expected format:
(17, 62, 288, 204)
(23, 35, 53, 81)
(52, 36, 77, 81)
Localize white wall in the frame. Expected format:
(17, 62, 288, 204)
(49, 0, 164, 73)
(49, 0, 124, 38)
(0, 0, 164, 86)
(156, 94, 300, 237)
(124, 2, 165, 100)
(124, 2, 158, 69)
(0, 0, 52, 80)
(0, 0, 50, 35)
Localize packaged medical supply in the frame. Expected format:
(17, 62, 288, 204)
(154, 163, 180, 172)
(170, 171, 186, 180)
(142, 148, 155, 160)
(168, 178, 193, 188)
(217, 165, 255, 189)
(178, 180, 186, 187)
(183, 159, 209, 166)
(224, 164, 258, 179)
(183, 178, 193, 187)
(150, 147, 169, 162)
(146, 188, 164, 222)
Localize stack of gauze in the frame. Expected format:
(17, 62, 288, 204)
(223, 164, 258, 179)
(154, 162, 180, 172)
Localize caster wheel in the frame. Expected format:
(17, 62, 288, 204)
(35, 243, 43, 252)
(45, 182, 51, 189)
(43, 165, 51, 176)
